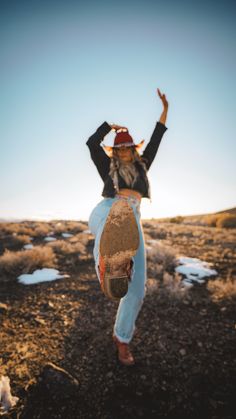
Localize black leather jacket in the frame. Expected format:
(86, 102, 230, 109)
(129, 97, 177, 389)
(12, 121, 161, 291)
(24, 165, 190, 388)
(86, 121, 168, 199)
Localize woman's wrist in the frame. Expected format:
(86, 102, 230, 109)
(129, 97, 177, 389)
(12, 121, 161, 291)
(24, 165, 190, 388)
(159, 108, 168, 125)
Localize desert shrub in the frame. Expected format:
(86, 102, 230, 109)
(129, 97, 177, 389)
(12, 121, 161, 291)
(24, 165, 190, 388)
(204, 214, 219, 227)
(205, 213, 236, 229)
(0, 234, 32, 253)
(146, 272, 189, 298)
(169, 216, 184, 224)
(72, 232, 90, 245)
(146, 241, 179, 282)
(33, 224, 51, 237)
(146, 278, 160, 295)
(47, 240, 86, 255)
(162, 271, 189, 298)
(216, 214, 236, 229)
(146, 240, 177, 269)
(52, 221, 87, 234)
(1, 223, 35, 236)
(13, 234, 32, 245)
(207, 270, 236, 301)
(0, 246, 57, 278)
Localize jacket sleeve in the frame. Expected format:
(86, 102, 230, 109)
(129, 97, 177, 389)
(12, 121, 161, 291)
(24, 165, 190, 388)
(86, 121, 112, 181)
(142, 122, 168, 170)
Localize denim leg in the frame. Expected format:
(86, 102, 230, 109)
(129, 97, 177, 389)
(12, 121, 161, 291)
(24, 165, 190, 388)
(113, 208, 147, 344)
(89, 197, 147, 344)
(88, 198, 116, 282)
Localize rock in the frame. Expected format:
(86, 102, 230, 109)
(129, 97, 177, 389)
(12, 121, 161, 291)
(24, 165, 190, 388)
(0, 375, 19, 412)
(0, 303, 9, 313)
(41, 363, 79, 393)
(34, 317, 46, 325)
(27, 362, 80, 402)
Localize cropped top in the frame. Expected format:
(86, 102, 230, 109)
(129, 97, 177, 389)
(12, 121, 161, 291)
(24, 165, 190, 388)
(86, 121, 168, 199)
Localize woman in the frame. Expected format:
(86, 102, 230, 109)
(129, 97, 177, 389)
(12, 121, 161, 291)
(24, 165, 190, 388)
(86, 88, 168, 366)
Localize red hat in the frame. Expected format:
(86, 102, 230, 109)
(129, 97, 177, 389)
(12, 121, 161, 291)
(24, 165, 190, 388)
(113, 129, 135, 148)
(102, 128, 145, 157)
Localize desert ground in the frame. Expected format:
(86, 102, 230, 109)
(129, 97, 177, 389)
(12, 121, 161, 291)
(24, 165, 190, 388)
(0, 209, 236, 418)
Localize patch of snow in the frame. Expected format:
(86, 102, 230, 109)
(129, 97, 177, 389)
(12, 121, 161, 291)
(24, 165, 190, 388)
(83, 229, 91, 234)
(0, 375, 19, 413)
(23, 244, 34, 250)
(44, 237, 56, 241)
(175, 256, 218, 285)
(17, 268, 70, 285)
(61, 233, 73, 238)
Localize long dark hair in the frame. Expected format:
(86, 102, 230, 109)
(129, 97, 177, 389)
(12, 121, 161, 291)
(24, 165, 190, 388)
(109, 148, 148, 192)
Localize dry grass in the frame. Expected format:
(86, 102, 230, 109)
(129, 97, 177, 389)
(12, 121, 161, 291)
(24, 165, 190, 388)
(0, 246, 57, 278)
(207, 269, 236, 301)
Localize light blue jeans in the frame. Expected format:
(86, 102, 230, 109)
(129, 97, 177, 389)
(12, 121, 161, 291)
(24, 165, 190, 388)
(88, 196, 147, 343)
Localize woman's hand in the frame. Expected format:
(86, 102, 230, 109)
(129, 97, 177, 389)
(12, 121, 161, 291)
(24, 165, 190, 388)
(157, 88, 168, 125)
(157, 88, 168, 109)
(110, 123, 128, 132)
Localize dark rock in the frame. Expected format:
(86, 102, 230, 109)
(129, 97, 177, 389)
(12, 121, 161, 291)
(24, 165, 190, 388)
(0, 302, 9, 312)
(40, 362, 79, 397)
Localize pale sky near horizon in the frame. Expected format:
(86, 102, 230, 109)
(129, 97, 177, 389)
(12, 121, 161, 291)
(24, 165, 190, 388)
(1, 0, 236, 221)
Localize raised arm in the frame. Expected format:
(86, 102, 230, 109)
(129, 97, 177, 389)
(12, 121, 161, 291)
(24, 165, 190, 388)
(86, 122, 112, 181)
(142, 88, 169, 170)
(86, 122, 128, 180)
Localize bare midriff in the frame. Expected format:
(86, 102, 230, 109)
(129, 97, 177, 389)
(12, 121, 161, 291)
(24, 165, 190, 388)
(116, 188, 142, 201)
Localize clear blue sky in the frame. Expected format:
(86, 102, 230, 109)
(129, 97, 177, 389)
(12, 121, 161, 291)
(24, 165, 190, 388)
(1, 0, 235, 221)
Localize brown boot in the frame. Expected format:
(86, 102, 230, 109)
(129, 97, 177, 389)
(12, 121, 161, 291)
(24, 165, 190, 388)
(112, 334, 135, 366)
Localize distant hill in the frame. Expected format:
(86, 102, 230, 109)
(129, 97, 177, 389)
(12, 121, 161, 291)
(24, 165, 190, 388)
(0, 207, 235, 225)
(145, 206, 236, 227)
(214, 207, 236, 215)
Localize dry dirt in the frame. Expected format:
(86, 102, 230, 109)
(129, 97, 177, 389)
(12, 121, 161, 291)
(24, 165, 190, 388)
(0, 219, 236, 418)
